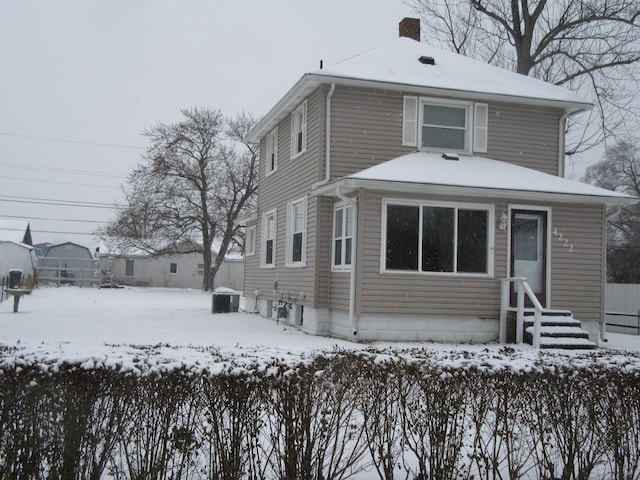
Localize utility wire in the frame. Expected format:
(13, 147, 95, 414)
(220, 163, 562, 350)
(0, 213, 108, 224)
(0, 131, 144, 150)
(0, 195, 120, 210)
(0, 175, 121, 189)
(0, 162, 127, 179)
(0, 227, 99, 237)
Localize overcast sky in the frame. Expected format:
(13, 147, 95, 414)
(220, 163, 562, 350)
(0, 0, 415, 248)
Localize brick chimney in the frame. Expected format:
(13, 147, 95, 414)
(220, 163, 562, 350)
(399, 17, 420, 42)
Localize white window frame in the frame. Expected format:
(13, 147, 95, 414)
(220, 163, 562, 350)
(332, 202, 354, 271)
(286, 196, 307, 267)
(261, 208, 277, 268)
(381, 198, 494, 277)
(197, 263, 205, 275)
(169, 262, 178, 275)
(266, 127, 278, 175)
(419, 97, 473, 154)
(245, 225, 256, 256)
(290, 100, 307, 158)
(403, 96, 490, 155)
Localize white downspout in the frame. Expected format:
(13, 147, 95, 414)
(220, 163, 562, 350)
(312, 83, 336, 189)
(558, 111, 570, 177)
(336, 185, 358, 337)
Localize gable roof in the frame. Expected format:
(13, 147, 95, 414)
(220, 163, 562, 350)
(312, 152, 637, 206)
(247, 37, 592, 143)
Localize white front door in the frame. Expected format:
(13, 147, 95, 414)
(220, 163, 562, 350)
(511, 210, 547, 306)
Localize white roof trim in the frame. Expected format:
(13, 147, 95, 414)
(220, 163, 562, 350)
(311, 152, 637, 207)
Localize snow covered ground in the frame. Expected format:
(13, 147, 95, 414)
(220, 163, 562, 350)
(1, 285, 639, 369)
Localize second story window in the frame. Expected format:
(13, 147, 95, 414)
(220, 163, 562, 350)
(403, 96, 487, 154)
(291, 100, 307, 158)
(262, 209, 277, 268)
(266, 128, 278, 175)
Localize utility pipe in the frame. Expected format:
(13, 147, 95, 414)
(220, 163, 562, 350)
(312, 83, 336, 189)
(336, 185, 358, 336)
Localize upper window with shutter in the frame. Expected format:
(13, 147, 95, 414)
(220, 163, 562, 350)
(402, 96, 488, 155)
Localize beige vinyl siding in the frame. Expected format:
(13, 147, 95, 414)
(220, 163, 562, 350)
(315, 196, 333, 308)
(328, 87, 563, 179)
(338, 190, 503, 318)
(330, 86, 415, 179)
(550, 204, 605, 323)
(245, 86, 326, 305)
(488, 102, 561, 175)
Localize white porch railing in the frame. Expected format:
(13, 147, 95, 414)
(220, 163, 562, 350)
(500, 277, 543, 348)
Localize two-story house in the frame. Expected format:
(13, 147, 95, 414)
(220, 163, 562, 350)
(241, 18, 636, 345)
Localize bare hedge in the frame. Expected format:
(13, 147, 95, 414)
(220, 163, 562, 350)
(1, 347, 639, 479)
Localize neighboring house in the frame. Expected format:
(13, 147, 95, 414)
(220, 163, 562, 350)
(0, 241, 38, 284)
(240, 18, 637, 344)
(102, 242, 244, 290)
(39, 242, 99, 287)
(0, 220, 33, 245)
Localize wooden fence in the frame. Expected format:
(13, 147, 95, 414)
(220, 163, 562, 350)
(606, 283, 640, 335)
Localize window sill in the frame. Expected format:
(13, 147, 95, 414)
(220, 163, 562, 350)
(381, 269, 493, 278)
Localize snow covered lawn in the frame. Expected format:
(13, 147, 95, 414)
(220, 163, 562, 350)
(1, 285, 639, 369)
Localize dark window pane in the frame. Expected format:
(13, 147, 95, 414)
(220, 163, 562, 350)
(334, 239, 342, 266)
(386, 205, 419, 270)
(292, 232, 302, 262)
(424, 104, 466, 127)
(266, 239, 273, 265)
(457, 210, 487, 273)
(421, 126, 465, 150)
(345, 238, 352, 265)
(422, 207, 454, 272)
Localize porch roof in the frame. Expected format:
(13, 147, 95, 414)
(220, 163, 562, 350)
(311, 152, 638, 206)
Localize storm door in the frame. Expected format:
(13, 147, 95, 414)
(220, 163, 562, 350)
(510, 210, 548, 307)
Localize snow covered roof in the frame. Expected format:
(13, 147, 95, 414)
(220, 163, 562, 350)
(312, 152, 638, 206)
(247, 37, 591, 143)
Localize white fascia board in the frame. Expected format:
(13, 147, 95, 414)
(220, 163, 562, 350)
(245, 73, 591, 145)
(308, 74, 593, 114)
(312, 178, 638, 207)
(245, 76, 322, 144)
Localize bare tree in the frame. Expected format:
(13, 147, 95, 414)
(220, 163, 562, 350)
(584, 138, 640, 281)
(405, 0, 640, 153)
(99, 107, 258, 291)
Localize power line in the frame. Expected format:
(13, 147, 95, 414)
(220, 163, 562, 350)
(0, 175, 122, 189)
(0, 162, 127, 179)
(0, 131, 145, 150)
(0, 214, 109, 224)
(0, 194, 120, 209)
(0, 227, 99, 237)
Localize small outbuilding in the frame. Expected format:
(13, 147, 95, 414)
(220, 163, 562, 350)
(0, 241, 38, 288)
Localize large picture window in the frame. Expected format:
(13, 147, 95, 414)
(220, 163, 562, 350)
(384, 201, 491, 275)
(333, 203, 353, 270)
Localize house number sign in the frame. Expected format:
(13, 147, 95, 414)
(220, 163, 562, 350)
(552, 228, 574, 253)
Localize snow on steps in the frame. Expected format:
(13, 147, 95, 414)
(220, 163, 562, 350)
(524, 312, 596, 350)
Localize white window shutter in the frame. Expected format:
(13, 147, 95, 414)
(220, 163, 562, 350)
(402, 96, 418, 147)
(473, 103, 488, 153)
